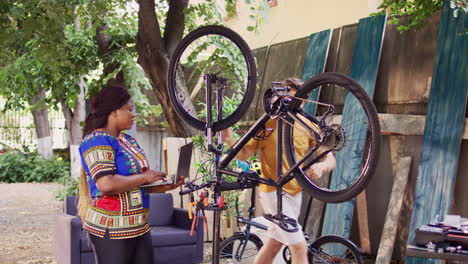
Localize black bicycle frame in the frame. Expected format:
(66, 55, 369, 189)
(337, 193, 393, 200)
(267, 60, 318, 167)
(231, 187, 267, 261)
(217, 112, 331, 191)
(203, 76, 333, 264)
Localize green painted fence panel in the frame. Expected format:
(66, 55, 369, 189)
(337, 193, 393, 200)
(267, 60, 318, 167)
(301, 29, 332, 116)
(321, 15, 386, 239)
(406, 2, 468, 263)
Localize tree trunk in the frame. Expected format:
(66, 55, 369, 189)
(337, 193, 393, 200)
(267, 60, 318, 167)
(136, 0, 194, 138)
(30, 88, 53, 159)
(61, 79, 86, 179)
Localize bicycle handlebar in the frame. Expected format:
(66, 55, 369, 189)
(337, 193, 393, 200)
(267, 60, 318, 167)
(218, 181, 256, 191)
(179, 181, 212, 195)
(179, 177, 257, 195)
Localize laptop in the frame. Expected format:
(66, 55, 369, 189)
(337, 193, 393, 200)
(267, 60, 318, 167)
(141, 142, 193, 187)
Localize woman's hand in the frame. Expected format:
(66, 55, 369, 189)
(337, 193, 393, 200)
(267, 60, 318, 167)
(143, 170, 166, 184)
(147, 176, 185, 193)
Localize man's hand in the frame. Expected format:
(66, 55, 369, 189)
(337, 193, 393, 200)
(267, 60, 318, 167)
(221, 128, 234, 146)
(147, 177, 185, 193)
(305, 153, 336, 180)
(221, 128, 255, 161)
(305, 164, 322, 179)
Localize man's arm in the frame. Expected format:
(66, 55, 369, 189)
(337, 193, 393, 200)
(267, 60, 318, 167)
(305, 152, 336, 179)
(221, 128, 256, 161)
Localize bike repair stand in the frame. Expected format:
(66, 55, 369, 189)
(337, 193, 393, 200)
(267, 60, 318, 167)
(204, 74, 227, 264)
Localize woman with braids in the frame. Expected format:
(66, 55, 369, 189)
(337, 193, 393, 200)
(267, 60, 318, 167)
(77, 86, 182, 263)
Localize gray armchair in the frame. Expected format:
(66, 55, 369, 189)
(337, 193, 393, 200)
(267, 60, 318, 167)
(53, 193, 204, 264)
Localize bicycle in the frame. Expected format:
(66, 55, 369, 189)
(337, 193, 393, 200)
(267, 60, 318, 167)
(218, 171, 364, 264)
(168, 25, 381, 264)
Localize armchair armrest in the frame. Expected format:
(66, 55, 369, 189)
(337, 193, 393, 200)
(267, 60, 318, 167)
(53, 213, 83, 264)
(173, 208, 204, 262)
(173, 208, 192, 229)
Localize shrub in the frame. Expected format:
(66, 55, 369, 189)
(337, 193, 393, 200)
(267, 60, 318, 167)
(54, 174, 78, 201)
(0, 151, 71, 183)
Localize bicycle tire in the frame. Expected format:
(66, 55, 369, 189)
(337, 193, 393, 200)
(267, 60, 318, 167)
(167, 25, 257, 132)
(284, 72, 380, 203)
(219, 233, 263, 263)
(309, 235, 364, 264)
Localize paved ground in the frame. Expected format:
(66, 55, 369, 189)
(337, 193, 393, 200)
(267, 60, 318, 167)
(0, 183, 62, 264)
(0, 183, 378, 264)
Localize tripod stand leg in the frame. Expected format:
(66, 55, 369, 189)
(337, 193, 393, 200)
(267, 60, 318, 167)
(211, 209, 221, 264)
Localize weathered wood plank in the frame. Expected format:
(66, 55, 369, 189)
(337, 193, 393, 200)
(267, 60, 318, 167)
(379, 114, 468, 139)
(301, 29, 332, 115)
(244, 113, 468, 138)
(376, 156, 412, 264)
(321, 14, 386, 239)
(356, 191, 371, 254)
(406, 2, 468, 263)
(298, 29, 332, 240)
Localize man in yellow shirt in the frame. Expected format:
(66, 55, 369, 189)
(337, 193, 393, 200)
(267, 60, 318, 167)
(222, 77, 336, 264)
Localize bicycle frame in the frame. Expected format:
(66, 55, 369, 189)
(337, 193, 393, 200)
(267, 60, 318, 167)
(199, 75, 334, 264)
(230, 187, 267, 261)
(217, 110, 332, 193)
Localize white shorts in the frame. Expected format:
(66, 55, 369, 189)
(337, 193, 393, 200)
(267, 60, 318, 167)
(259, 191, 305, 246)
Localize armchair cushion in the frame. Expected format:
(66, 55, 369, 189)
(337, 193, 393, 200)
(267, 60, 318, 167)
(149, 193, 174, 226)
(150, 226, 196, 247)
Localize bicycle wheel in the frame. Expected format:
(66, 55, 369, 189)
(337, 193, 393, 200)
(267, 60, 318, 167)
(219, 233, 263, 263)
(309, 235, 363, 264)
(284, 72, 380, 203)
(167, 25, 257, 132)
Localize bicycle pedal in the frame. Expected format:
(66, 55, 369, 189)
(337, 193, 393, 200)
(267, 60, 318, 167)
(264, 213, 299, 233)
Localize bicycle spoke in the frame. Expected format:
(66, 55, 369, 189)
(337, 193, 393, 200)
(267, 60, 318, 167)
(339, 118, 369, 130)
(343, 128, 370, 138)
(311, 243, 361, 263)
(342, 138, 368, 142)
(219, 235, 261, 264)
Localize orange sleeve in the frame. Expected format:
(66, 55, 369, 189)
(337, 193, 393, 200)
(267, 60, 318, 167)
(244, 136, 260, 153)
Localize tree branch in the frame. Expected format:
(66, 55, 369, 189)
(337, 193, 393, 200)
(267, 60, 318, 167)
(137, 0, 164, 55)
(95, 23, 125, 87)
(164, 0, 189, 56)
(136, 0, 193, 137)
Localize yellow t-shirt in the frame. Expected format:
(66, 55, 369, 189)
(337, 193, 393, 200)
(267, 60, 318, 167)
(244, 118, 316, 195)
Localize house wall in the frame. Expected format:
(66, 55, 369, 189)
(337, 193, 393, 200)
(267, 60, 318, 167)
(225, 0, 383, 49)
(236, 9, 467, 262)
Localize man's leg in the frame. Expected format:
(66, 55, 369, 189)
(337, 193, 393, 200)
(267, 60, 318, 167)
(288, 240, 308, 264)
(254, 237, 283, 264)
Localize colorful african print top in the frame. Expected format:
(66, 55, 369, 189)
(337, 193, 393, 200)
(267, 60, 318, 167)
(79, 129, 151, 239)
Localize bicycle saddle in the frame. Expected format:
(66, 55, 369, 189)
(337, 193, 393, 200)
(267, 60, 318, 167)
(264, 213, 299, 233)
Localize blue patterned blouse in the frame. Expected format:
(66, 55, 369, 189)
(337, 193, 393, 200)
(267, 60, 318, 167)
(79, 129, 150, 239)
